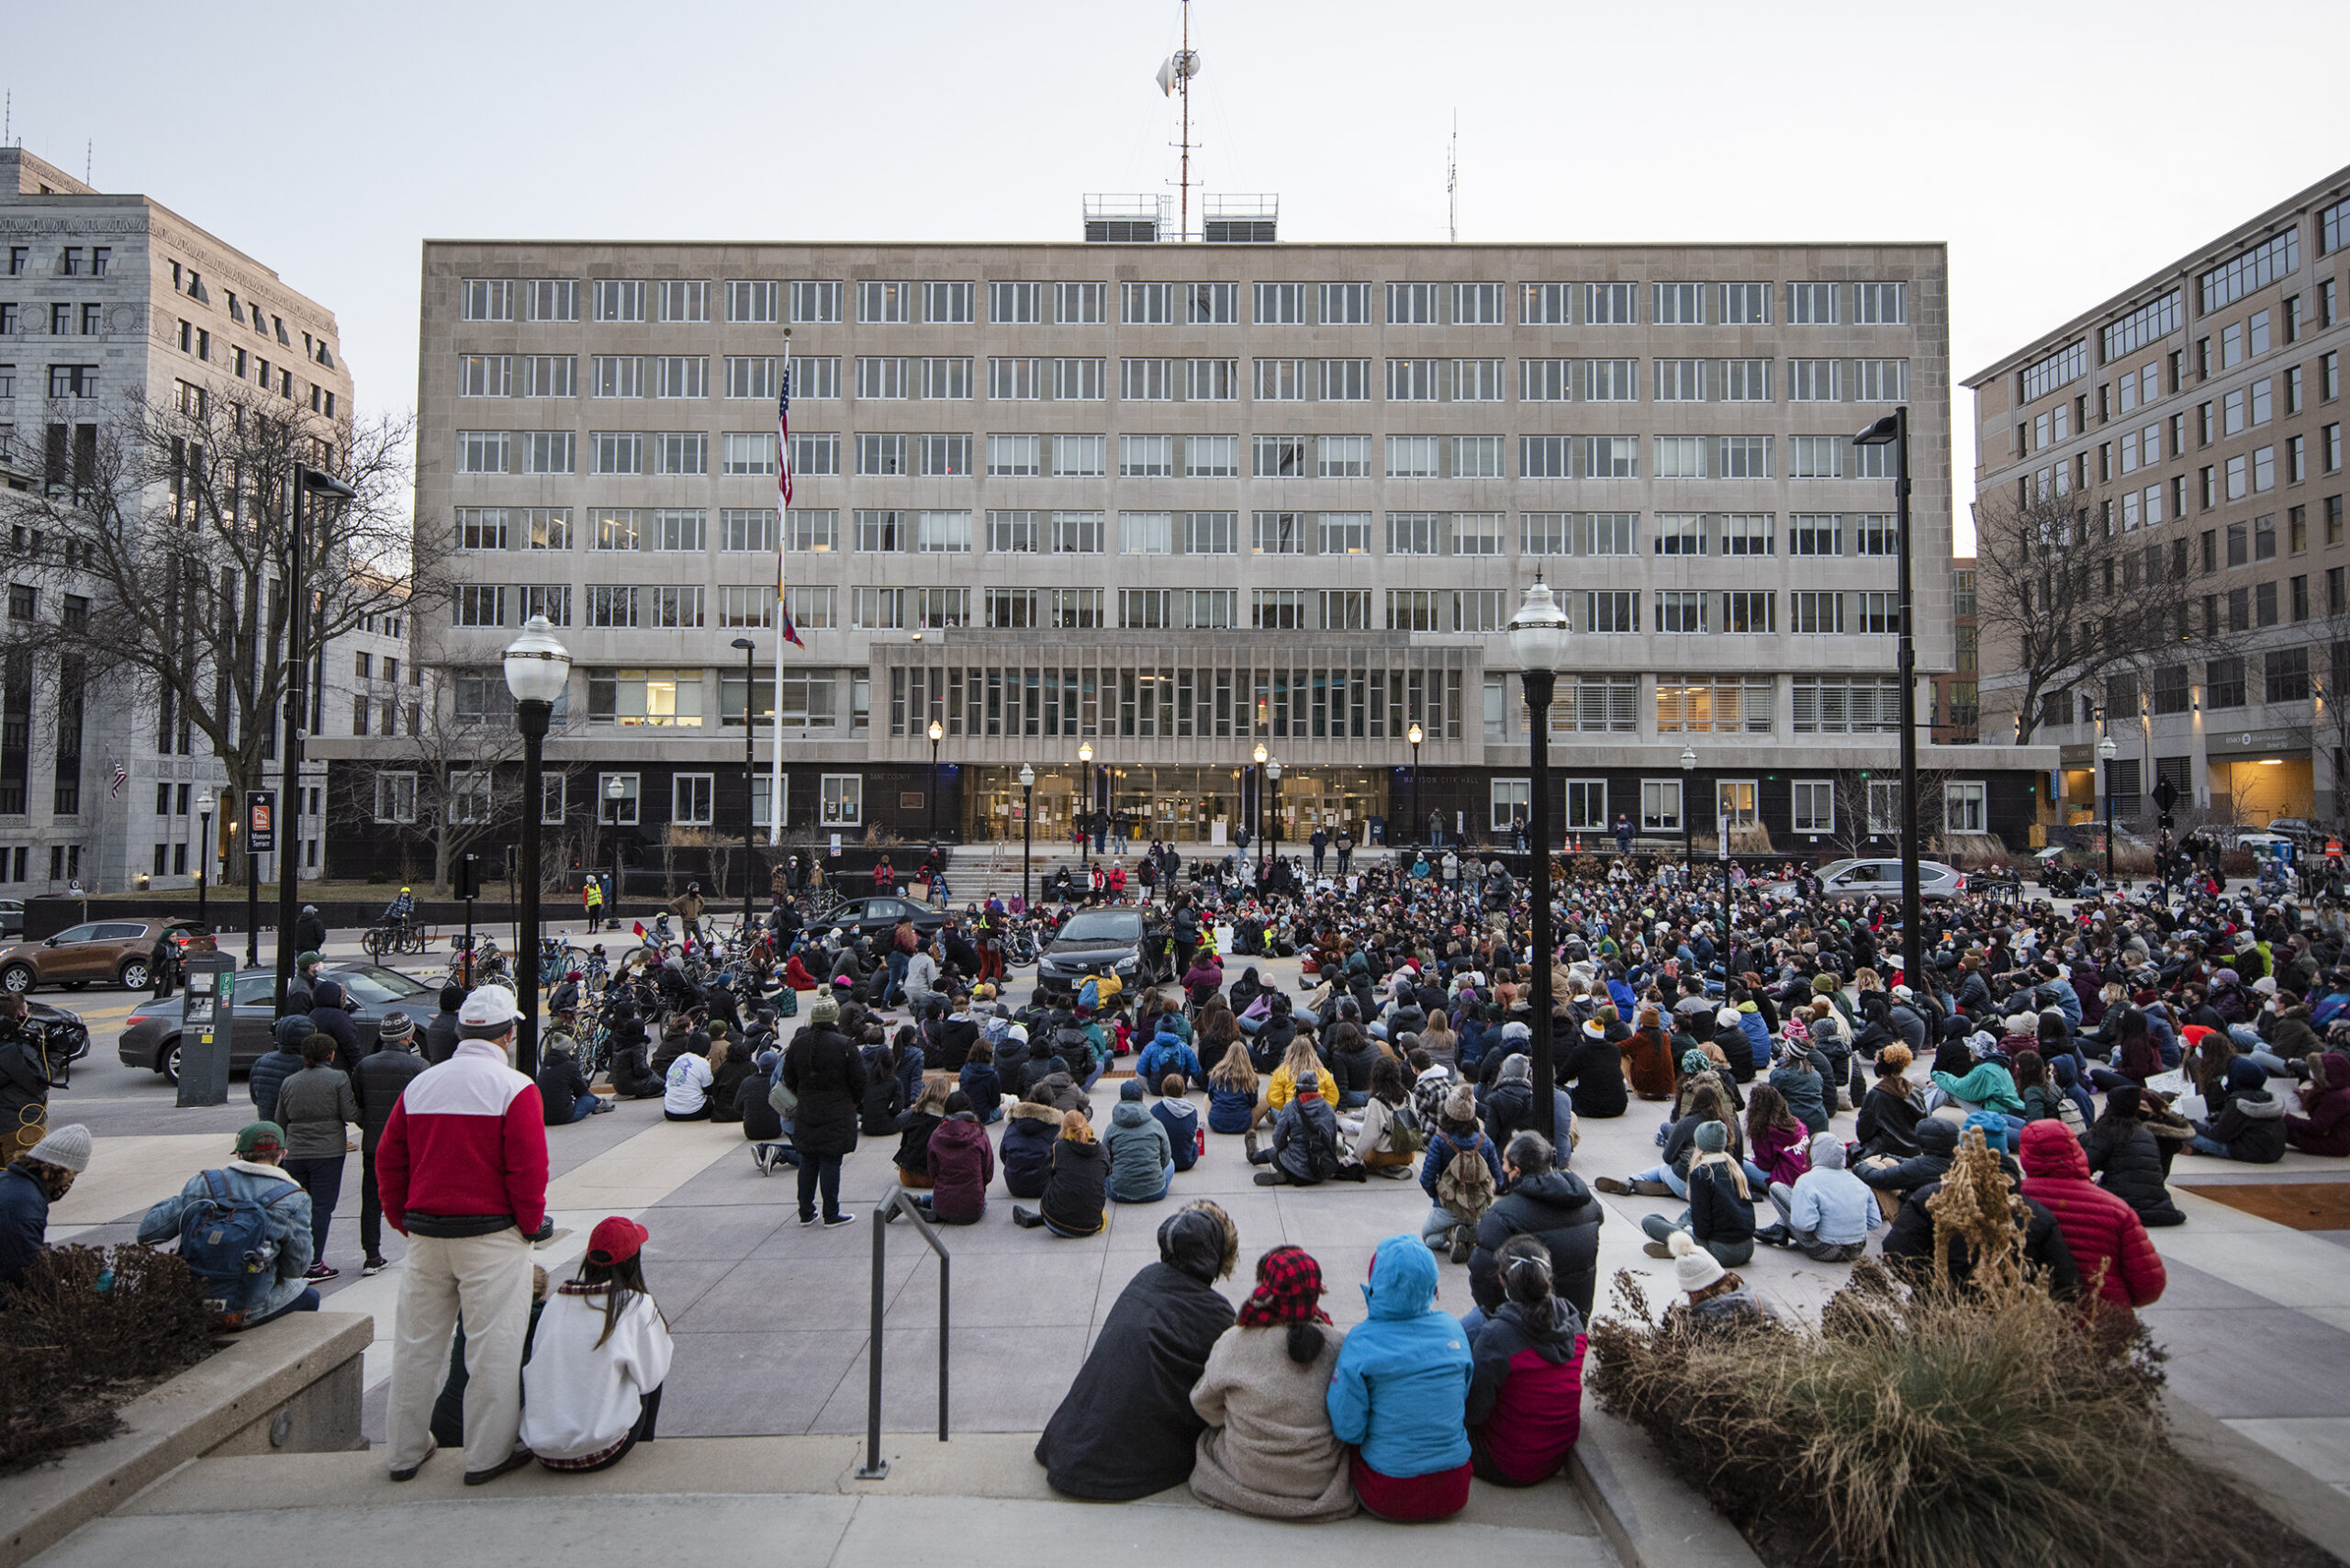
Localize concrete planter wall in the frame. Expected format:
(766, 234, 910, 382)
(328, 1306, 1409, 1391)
(0, 1310, 369, 1568)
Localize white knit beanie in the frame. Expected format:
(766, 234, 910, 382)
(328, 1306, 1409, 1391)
(28, 1123, 93, 1173)
(1669, 1230, 1725, 1293)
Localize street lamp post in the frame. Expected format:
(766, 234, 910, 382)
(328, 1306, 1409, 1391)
(503, 615, 571, 1079)
(733, 638, 759, 935)
(1252, 743, 1269, 881)
(1266, 758, 1283, 882)
(1078, 741, 1093, 870)
(195, 790, 215, 935)
(1406, 722, 1424, 854)
(1509, 580, 1571, 1145)
(1679, 747, 1695, 879)
(604, 775, 626, 928)
(275, 464, 357, 1014)
(2098, 734, 2119, 884)
(1854, 408, 1922, 989)
(1018, 763, 1035, 908)
(927, 719, 945, 846)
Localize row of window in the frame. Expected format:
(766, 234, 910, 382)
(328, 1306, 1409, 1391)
(451, 504, 1897, 561)
(452, 577, 1898, 638)
(455, 351, 1908, 406)
(452, 430, 1901, 484)
(373, 765, 857, 829)
(2045, 643, 2345, 733)
(2025, 319, 2335, 461)
(460, 276, 1912, 330)
(2027, 428, 2344, 515)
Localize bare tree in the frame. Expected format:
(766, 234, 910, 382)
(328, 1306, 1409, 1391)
(0, 384, 440, 883)
(2315, 624, 2350, 836)
(1974, 487, 2189, 744)
(1826, 767, 1955, 860)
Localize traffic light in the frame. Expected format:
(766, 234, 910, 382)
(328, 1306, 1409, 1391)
(453, 854, 482, 901)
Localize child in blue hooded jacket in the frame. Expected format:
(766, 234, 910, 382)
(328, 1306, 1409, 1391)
(1326, 1234, 1475, 1521)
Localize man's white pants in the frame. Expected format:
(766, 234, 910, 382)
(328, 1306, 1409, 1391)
(386, 1229, 533, 1474)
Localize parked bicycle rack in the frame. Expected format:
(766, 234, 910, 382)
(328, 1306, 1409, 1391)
(855, 1185, 951, 1481)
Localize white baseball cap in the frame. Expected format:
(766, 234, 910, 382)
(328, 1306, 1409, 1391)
(458, 986, 521, 1034)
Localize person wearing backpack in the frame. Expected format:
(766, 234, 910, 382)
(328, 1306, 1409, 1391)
(1248, 1080, 1366, 1186)
(138, 1121, 319, 1327)
(1420, 1087, 1505, 1262)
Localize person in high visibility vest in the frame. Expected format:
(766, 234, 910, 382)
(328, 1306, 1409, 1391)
(581, 875, 605, 935)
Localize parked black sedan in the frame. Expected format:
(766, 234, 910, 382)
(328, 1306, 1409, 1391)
(116, 962, 441, 1083)
(811, 895, 948, 940)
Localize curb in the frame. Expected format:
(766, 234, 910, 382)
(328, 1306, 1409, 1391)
(1569, 1406, 1763, 1568)
(0, 1311, 371, 1568)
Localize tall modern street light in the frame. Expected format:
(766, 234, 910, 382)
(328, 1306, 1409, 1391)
(1077, 740, 1093, 869)
(1252, 743, 1268, 874)
(275, 463, 356, 1014)
(1508, 577, 1571, 1144)
(2098, 734, 2120, 884)
(195, 790, 215, 935)
(732, 637, 758, 935)
(1406, 722, 1424, 852)
(1853, 407, 1922, 988)
(604, 775, 627, 925)
(1018, 763, 1035, 907)
(1679, 747, 1695, 875)
(927, 719, 945, 845)
(504, 615, 571, 1077)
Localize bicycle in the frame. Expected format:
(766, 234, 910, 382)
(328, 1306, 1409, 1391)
(363, 919, 429, 959)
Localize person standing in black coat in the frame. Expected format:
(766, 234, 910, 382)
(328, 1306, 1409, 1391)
(423, 985, 464, 1066)
(293, 904, 330, 957)
(1034, 1202, 1236, 1499)
(309, 978, 364, 1080)
(782, 997, 867, 1227)
(352, 1013, 428, 1277)
(1467, 1133, 1603, 1324)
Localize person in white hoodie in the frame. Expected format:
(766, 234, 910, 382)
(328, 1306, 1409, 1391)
(520, 1216, 674, 1473)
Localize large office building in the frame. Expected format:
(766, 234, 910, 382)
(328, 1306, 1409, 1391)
(358, 207, 2049, 874)
(0, 147, 355, 894)
(1966, 165, 2350, 831)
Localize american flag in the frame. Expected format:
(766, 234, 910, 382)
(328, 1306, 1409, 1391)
(776, 369, 804, 646)
(110, 763, 128, 798)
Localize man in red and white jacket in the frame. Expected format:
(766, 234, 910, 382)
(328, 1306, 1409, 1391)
(376, 986, 549, 1485)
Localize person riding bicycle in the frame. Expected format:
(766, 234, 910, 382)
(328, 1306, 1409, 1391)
(383, 887, 416, 929)
(668, 884, 707, 950)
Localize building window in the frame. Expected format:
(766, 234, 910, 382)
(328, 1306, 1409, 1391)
(1944, 781, 1988, 834)
(598, 773, 640, 825)
(1639, 779, 1682, 834)
(1490, 779, 1530, 833)
(821, 774, 862, 825)
(672, 773, 714, 825)
(373, 772, 417, 823)
(1791, 780, 1834, 834)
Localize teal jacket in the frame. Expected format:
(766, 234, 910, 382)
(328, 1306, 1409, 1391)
(1932, 1062, 2024, 1115)
(1327, 1235, 1473, 1478)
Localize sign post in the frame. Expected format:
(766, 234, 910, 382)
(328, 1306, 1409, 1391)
(174, 957, 236, 1107)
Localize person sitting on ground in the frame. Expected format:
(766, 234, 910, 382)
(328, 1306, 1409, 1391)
(1639, 1120, 1755, 1268)
(957, 1039, 1002, 1124)
(2185, 1055, 2288, 1162)
(1206, 1047, 1262, 1135)
(1137, 1019, 1204, 1097)
(1151, 1076, 1203, 1173)
(1596, 1080, 1743, 1200)
(1465, 1132, 1601, 1327)
(1661, 1231, 1770, 1335)
(704, 1033, 754, 1126)
(1880, 1138, 2079, 1297)
(1560, 1017, 1628, 1120)
(1620, 1006, 1676, 1103)
(1419, 1086, 1505, 1262)
(519, 1216, 674, 1474)
(1463, 1236, 1586, 1487)
(1248, 1077, 1364, 1187)
(912, 1092, 994, 1226)
(1000, 1084, 1062, 1201)
(1014, 1111, 1110, 1237)
(1756, 1133, 1879, 1260)
(1188, 1245, 1355, 1522)
(893, 1074, 950, 1190)
(2018, 1119, 2166, 1316)
(604, 1006, 660, 1100)
(0, 1125, 90, 1291)
(2285, 1051, 2350, 1157)
(737, 1048, 787, 1146)
(1035, 1203, 1237, 1498)
(1348, 1056, 1420, 1178)
(137, 1122, 319, 1328)
(1326, 1234, 1475, 1523)
(1266, 1035, 1337, 1113)
(1105, 1078, 1178, 1203)
(1769, 1029, 1831, 1135)
(536, 1031, 609, 1125)
(1853, 1043, 1927, 1159)
(661, 1037, 719, 1122)
(1743, 1083, 1812, 1189)
(2082, 1085, 2186, 1227)
(1856, 1112, 1960, 1218)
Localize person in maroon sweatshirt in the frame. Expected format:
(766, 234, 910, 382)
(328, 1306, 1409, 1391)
(376, 986, 550, 1487)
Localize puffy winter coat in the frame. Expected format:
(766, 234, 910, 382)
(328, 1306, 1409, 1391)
(1000, 1103, 1060, 1199)
(1038, 1137, 1109, 1237)
(781, 1024, 867, 1159)
(1102, 1100, 1175, 1198)
(1750, 1120, 1812, 1187)
(925, 1114, 995, 1223)
(1466, 1169, 1603, 1323)
(1560, 1036, 1627, 1119)
(2019, 1120, 2165, 1309)
(1464, 1296, 1585, 1485)
(1326, 1236, 1473, 1480)
(1769, 1061, 1830, 1134)
(2286, 1053, 2350, 1157)
(2082, 1115, 2185, 1225)
(2204, 1085, 2288, 1163)
(353, 1047, 429, 1149)
(856, 1046, 902, 1135)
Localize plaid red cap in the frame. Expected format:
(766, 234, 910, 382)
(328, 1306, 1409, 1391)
(1236, 1245, 1331, 1328)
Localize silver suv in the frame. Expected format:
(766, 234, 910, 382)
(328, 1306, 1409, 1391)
(1763, 857, 1966, 903)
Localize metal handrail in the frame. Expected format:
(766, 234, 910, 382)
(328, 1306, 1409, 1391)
(854, 1186, 951, 1481)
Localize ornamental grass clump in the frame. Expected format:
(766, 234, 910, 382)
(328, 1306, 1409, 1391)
(1589, 1130, 2320, 1568)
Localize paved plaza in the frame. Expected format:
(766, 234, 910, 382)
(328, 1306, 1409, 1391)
(26, 920, 2350, 1562)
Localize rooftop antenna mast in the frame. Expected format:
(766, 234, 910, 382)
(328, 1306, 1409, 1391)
(1157, 2, 1201, 241)
(1447, 111, 1458, 242)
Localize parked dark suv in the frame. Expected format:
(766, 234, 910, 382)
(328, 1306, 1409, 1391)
(1036, 908, 1162, 1002)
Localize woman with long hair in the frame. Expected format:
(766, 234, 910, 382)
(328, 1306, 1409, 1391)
(1267, 1034, 1337, 1113)
(1013, 1109, 1109, 1237)
(1742, 1083, 1810, 1188)
(521, 1217, 674, 1473)
(1207, 1047, 1263, 1135)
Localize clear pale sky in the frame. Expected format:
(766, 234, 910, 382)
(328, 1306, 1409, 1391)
(12, 0, 2347, 551)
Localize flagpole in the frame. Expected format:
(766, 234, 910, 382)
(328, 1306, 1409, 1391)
(770, 330, 789, 847)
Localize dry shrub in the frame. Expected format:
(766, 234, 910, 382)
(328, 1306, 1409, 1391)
(1589, 1134, 2330, 1568)
(0, 1244, 222, 1474)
